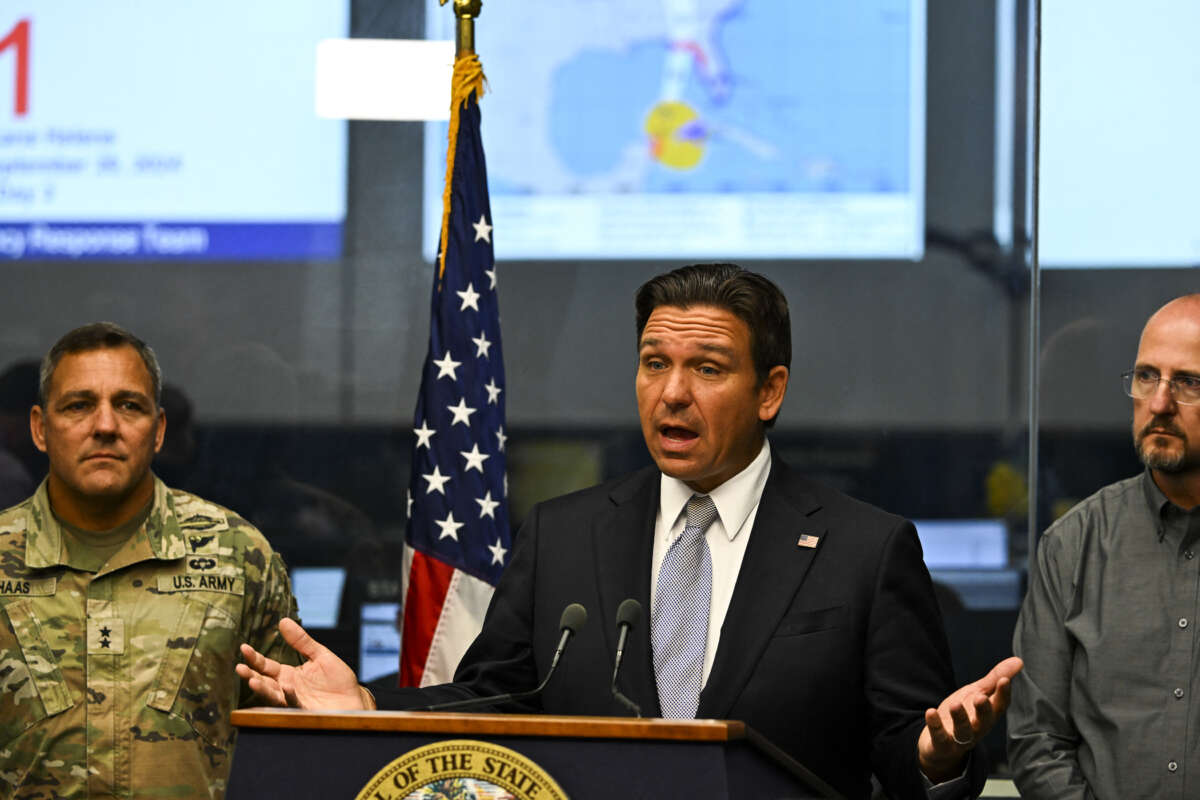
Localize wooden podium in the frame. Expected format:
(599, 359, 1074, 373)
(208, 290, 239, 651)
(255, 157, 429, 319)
(228, 708, 841, 799)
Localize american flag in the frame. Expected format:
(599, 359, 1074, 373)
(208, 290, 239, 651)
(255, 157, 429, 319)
(400, 55, 510, 687)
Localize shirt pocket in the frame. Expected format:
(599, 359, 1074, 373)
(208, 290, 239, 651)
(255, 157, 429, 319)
(145, 594, 241, 751)
(0, 598, 74, 744)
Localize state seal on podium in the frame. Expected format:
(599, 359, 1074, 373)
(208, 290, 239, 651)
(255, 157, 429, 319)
(355, 739, 568, 800)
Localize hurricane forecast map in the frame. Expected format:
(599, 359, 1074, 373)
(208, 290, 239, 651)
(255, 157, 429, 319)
(423, 0, 924, 261)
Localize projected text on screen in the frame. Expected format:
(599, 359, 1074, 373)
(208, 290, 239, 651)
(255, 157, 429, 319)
(0, 4, 347, 261)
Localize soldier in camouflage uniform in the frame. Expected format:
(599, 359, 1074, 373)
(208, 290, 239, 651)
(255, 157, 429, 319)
(0, 322, 300, 799)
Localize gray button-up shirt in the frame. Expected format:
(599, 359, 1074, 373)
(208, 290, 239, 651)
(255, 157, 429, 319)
(1010, 471, 1200, 800)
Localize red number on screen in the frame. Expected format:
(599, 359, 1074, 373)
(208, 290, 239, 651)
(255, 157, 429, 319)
(1, 19, 30, 116)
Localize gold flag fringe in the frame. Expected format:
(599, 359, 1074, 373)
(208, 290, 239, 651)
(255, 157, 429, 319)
(438, 54, 488, 282)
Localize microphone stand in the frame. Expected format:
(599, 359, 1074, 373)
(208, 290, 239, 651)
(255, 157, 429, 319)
(610, 598, 643, 717)
(422, 603, 587, 713)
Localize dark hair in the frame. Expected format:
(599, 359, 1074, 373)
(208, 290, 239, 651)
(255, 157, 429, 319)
(39, 322, 163, 408)
(636, 263, 791, 378)
(635, 263, 790, 425)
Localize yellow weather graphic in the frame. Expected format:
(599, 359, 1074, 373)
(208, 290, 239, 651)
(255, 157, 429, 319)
(645, 101, 708, 170)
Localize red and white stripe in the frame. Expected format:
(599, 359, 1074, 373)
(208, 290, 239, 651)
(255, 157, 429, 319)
(399, 547, 494, 686)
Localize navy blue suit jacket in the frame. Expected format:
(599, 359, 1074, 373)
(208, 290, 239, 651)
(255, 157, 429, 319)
(378, 456, 986, 799)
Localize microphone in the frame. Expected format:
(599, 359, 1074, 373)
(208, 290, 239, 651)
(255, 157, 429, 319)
(423, 603, 587, 712)
(610, 598, 643, 717)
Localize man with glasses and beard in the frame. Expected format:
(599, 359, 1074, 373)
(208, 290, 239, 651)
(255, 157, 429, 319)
(1010, 294, 1200, 799)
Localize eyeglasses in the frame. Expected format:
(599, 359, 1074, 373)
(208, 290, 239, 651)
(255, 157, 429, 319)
(1122, 369, 1200, 405)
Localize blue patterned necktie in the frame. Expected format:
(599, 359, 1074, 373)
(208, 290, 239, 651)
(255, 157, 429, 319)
(652, 493, 717, 719)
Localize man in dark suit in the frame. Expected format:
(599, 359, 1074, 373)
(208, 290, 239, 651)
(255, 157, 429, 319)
(238, 263, 1022, 799)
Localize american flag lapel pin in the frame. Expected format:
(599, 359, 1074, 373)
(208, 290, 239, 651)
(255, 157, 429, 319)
(796, 533, 820, 549)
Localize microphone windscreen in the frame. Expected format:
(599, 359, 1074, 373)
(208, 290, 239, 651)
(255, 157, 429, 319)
(560, 602, 588, 634)
(616, 598, 643, 629)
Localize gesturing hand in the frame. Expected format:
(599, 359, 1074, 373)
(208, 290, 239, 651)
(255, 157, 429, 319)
(236, 618, 374, 710)
(918, 656, 1024, 783)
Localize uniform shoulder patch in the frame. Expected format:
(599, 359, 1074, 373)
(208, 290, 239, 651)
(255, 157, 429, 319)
(186, 534, 221, 554)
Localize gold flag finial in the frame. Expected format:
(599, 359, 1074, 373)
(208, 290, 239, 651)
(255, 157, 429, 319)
(439, 0, 481, 57)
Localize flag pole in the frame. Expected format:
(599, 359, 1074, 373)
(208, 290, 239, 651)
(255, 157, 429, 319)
(401, 0, 506, 689)
(434, 0, 487, 283)
(440, 0, 481, 57)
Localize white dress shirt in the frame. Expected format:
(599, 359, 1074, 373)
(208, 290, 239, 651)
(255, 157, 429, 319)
(648, 438, 966, 794)
(650, 438, 771, 687)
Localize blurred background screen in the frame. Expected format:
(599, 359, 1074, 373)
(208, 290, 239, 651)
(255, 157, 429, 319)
(1037, 0, 1200, 268)
(422, 0, 927, 261)
(0, 1, 348, 261)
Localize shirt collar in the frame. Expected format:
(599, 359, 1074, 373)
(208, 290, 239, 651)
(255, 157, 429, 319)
(659, 439, 772, 541)
(1142, 468, 1170, 521)
(1141, 468, 1200, 545)
(24, 479, 65, 568)
(25, 474, 184, 568)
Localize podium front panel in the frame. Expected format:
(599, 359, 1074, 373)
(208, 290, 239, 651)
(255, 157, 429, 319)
(228, 720, 830, 799)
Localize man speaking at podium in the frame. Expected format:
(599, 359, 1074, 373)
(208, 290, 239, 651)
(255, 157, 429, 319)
(239, 264, 1022, 799)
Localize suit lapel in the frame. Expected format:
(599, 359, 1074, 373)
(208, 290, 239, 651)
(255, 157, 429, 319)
(698, 459, 827, 719)
(591, 466, 661, 715)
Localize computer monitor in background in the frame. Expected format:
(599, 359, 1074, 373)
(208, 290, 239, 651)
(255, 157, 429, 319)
(289, 566, 346, 629)
(912, 518, 1007, 569)
(911, 518, 1021, 610)
(359, 602, 402, 683)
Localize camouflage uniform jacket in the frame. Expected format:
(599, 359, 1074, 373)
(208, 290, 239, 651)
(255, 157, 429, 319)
(0, 477, 300, 799)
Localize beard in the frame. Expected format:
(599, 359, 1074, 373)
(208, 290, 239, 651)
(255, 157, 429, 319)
(1135, 416, 1198, 473)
